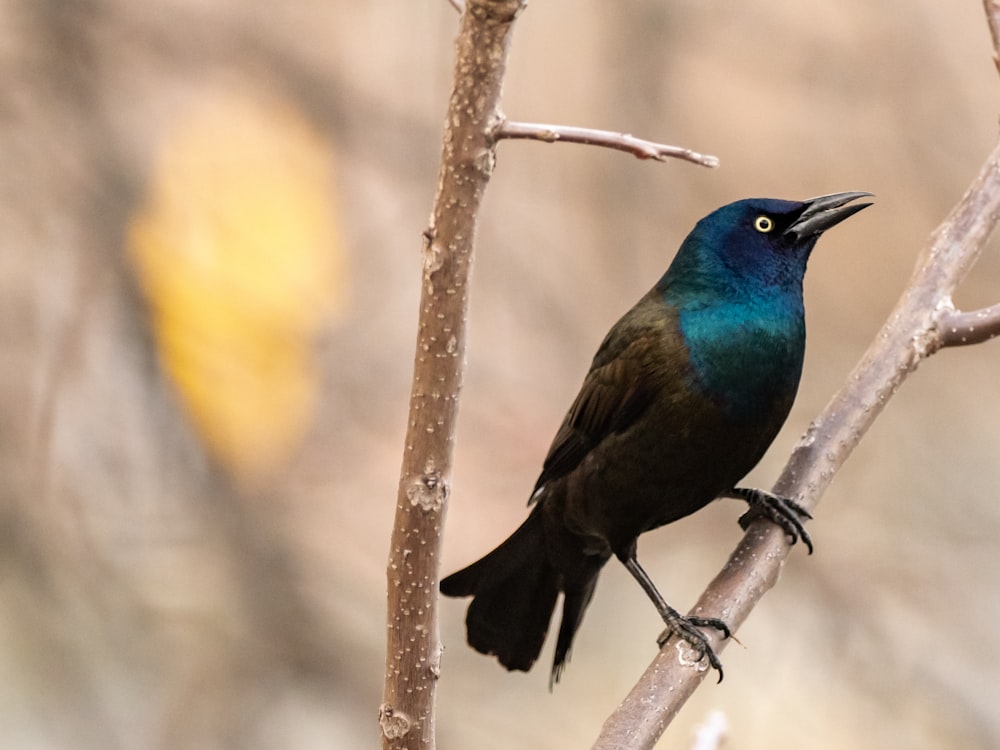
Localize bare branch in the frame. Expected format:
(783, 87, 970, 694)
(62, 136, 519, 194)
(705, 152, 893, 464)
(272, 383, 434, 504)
(591, 138, 1000, 750)
(938, 302, 1000, 347)
(985, 0, 1000, 76)
(381, 2, 524, 750)
(496, 119, 720, 168)
(447, 0, 465, 13)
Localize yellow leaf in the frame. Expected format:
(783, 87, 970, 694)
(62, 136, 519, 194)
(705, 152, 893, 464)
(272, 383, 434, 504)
(127, 89, 344, 484)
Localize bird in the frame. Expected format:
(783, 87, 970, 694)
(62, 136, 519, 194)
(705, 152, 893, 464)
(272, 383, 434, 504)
(440, 191, 873, 685)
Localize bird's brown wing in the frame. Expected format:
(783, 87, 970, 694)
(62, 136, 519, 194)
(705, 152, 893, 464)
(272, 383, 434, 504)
(530, 332, 661, 499)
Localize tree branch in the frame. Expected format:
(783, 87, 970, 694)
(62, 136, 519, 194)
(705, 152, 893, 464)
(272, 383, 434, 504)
(496, 119, 720, 168)
(938, 302, 1000, 347)
(591, 137, 1000, 750)
(380, 2, 524, 749)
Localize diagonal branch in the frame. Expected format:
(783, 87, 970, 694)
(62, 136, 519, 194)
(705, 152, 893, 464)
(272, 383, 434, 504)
(496, 119, 720, 168)
(591, 138, 1000, 750)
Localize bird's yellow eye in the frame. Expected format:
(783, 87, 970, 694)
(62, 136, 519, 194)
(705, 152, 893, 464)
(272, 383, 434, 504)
(754, 215, 774, 233)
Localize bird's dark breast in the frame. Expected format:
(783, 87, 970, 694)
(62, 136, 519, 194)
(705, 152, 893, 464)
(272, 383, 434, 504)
(557, 384, 779, 555)
(550, 297, 804, 557)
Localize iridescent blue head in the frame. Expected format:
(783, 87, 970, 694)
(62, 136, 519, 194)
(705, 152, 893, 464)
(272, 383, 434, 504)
(658, 192, 873, 303)
(657, 192, 872, 421)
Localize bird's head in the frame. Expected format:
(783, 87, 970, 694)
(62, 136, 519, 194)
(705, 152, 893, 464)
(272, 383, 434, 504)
(659, 192, 873, 299)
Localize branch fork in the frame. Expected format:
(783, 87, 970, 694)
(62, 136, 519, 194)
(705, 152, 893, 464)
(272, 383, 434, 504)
(936, 301, 1000, 347)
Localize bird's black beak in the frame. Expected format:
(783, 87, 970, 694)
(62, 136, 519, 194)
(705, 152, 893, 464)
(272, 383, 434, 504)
(784, 191, 874, 241)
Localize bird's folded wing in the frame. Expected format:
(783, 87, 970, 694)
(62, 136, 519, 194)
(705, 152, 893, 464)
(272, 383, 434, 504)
(530, 336, 658, 499)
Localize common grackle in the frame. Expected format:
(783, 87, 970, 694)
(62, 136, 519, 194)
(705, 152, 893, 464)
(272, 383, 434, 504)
(441, 192, 872, 684)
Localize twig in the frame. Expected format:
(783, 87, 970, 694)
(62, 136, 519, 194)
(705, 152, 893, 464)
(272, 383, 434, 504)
(380, 2, 525, 750)
(938, 302, 1000, 347)
(447, 0, 465, 13)
(496, 119, 720, 168)
(591, 137, 1000, 750)
(985, 0, 1000, 76)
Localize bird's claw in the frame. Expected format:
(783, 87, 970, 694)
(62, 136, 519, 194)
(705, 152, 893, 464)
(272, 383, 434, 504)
(731, 487, 814, 554)
(656, 615, 729, 683)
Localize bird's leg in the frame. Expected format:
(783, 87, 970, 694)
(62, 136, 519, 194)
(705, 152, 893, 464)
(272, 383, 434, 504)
(620, 549, 729, 682)
(725, 487, 813, 554)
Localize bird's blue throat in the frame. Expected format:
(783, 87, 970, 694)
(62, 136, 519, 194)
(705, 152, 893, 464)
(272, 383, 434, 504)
(654, 199, 816, 422)
(675, 295, 806, 422)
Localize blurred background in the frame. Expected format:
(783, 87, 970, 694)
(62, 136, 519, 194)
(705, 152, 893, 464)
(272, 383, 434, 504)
(3, 0, 1000, 747)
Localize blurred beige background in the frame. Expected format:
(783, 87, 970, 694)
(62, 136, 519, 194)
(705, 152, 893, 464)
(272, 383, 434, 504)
(3, 0, 1000, 748)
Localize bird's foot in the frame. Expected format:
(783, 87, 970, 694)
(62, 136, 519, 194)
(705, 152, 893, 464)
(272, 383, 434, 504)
(656, 613, 729, 682)
(729, 487, 813, 554)
(621, 552, 729, 681)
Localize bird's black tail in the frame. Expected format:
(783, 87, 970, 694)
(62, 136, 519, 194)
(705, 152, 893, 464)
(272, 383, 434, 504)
(441, 508, 558, 673)
(441, 507, 600, 681)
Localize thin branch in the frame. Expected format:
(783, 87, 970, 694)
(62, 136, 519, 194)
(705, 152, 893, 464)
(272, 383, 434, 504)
(447, 0, 465, 13)
(496, 119, 720, 168)
(938, 302, 1000, 347)
(985, 0, 1000, 77)
(380, 2, 524, 750)
(592, 138, 1000, 750)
